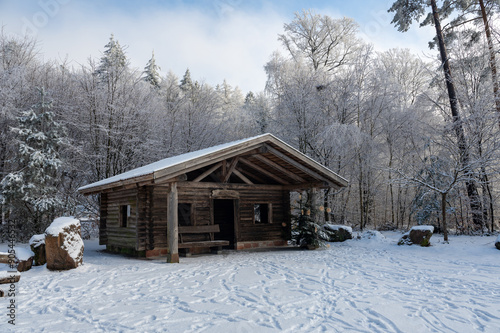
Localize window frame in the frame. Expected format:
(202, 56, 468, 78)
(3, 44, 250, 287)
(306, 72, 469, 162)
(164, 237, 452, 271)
(178, 202, 194, 226)
(120, 204, 130, 228)
(253, 203, 272, 224)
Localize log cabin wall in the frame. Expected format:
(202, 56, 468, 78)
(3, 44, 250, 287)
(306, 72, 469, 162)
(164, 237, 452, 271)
(176, 183, 291, 247)
(150, 185, 169, 253)
(103, 188, 139, 255)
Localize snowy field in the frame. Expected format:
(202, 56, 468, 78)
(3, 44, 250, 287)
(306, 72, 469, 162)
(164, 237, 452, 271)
(2, 231, 500, 333)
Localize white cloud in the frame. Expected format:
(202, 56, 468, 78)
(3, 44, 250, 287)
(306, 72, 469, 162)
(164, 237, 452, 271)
(2, 1, 287, 93)
(0, 0, 436, 93)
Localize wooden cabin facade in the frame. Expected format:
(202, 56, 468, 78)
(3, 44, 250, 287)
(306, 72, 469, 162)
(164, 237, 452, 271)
(78, 134, 348, 262)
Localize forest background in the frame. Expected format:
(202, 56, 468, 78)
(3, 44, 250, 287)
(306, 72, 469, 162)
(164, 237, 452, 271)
(1, 1, 500, 240)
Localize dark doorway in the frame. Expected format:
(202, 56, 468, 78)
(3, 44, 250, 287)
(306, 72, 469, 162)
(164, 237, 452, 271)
(213, 199, 235, 247)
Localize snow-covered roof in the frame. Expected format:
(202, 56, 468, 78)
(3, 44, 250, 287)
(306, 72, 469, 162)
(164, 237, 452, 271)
(79, 133, 348, 194)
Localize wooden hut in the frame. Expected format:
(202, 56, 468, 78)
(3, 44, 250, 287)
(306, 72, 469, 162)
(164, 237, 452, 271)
(78, 134, 348, 262)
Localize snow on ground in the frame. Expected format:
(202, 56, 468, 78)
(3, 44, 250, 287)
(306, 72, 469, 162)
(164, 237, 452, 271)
(1, 232, 500, 332)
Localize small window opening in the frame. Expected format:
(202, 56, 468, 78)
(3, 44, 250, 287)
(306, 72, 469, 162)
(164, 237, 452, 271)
(178, 203, 193, 226)
(120, 205, 130, 227)
(254, 204, 270, 224)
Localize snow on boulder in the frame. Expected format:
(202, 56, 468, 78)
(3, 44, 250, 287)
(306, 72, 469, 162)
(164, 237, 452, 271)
(358, 230, 386, 241)
(320, 224, 353, 242)
(0, 271, 20, 285)
(495, 235, 500, 250)
(14, 247, 34, 272)
(398, 225, 434, 247)
(29, 234, 46, 266)
(45, 217, 84, 270)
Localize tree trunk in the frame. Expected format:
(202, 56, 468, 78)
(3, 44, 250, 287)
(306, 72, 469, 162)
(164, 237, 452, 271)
(479, 0, 500, 122)
(430, 0, 483, 230)
(441, 192, 448, 242)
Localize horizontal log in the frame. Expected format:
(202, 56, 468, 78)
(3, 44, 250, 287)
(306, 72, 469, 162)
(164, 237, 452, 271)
(0, 274, 20, 284)
(179, 225, 221, 234)
(178, 240, 230, 248)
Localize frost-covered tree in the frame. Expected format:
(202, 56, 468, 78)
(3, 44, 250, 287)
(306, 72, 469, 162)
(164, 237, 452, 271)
(143, 50, 161, 89)
(389, 0, 484, 229)
(1, 88, 66, 236)
(77, 35, 152, 183)
(279, 9, 361, 72)
(95, 34, 127, 84)
(243, 91, 272, 134)
(180, 68, 194, 93)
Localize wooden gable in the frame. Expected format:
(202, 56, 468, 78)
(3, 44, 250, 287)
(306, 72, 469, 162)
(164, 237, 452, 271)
(78, 134, 348, 195)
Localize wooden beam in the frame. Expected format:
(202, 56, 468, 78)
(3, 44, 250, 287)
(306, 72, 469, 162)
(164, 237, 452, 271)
(233, 169, 253, 184)
(193, 162, 222, 182)
(177, 181, 284, 190)
(263, 144, 332, 185)
(223, 157, 239, 183)
(167, 182, 179, 263)
(252, 154, 305, 183)
(239, 157, 290, 185)
(282, 182, 333, 190)
(153, 142, 268, 181)
(237, 166, 268, 184)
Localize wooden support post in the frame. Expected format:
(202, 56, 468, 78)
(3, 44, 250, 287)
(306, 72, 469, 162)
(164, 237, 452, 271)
(167, 182, 179, 263)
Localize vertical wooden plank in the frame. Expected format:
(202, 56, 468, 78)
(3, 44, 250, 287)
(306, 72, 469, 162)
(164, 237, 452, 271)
(99, 193, 108, 245)
(234, 199, 240, 248)
(167, 182, 179, 263)
(268, 203, 273, 224)
(283, 190, 292, 240)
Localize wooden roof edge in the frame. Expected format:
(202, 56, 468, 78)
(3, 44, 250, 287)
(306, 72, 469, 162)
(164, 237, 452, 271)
(264, 136, 349, 187)
(78, 133, 348, 194)
(78, 174, 155, 195)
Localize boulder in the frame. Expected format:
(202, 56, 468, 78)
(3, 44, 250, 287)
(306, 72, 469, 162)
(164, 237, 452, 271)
(0, 248, 34, 272)
(29, 234, 46, 266)
(398, 225, 434, 246)
(0, 271, 20, 284)
(16, 258, 33, 272)
(320, 224, 353, 242)
(45, 217, 84, 270)
(495, 235, 500, 250)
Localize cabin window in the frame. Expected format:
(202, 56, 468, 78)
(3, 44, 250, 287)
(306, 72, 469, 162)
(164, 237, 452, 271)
(120, 205, 130, 227)
(178, 203, 193, 226)
(254, 203, 272, 224)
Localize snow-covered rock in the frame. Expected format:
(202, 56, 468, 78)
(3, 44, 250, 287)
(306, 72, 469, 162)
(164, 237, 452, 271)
(357, 230, 386, 241)
(495, 235, 500, 250)
(0, 271, 20, 285)
(45, 217, 84, 270)
(0, 248, 34, 272)
(398, 225, 434, 247)
(29, 234, 46, 266)
(320, 224, 353, 242)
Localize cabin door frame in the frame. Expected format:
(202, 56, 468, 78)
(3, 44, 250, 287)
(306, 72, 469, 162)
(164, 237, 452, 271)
(211, 198, 239, 249)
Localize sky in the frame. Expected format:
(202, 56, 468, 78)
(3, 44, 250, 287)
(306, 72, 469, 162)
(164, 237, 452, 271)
(0, 0, 436, 94)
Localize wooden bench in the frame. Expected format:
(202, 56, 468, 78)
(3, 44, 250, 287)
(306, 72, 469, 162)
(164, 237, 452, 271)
(178, 224, 230, 256)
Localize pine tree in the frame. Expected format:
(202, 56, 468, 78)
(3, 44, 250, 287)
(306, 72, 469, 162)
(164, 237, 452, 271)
(143, 50, 161, 89)
(95, 34, 127, 83)
(180, 68, 194, 93)
(291, 193, 322, 249)
(1, 88, 66, 237)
